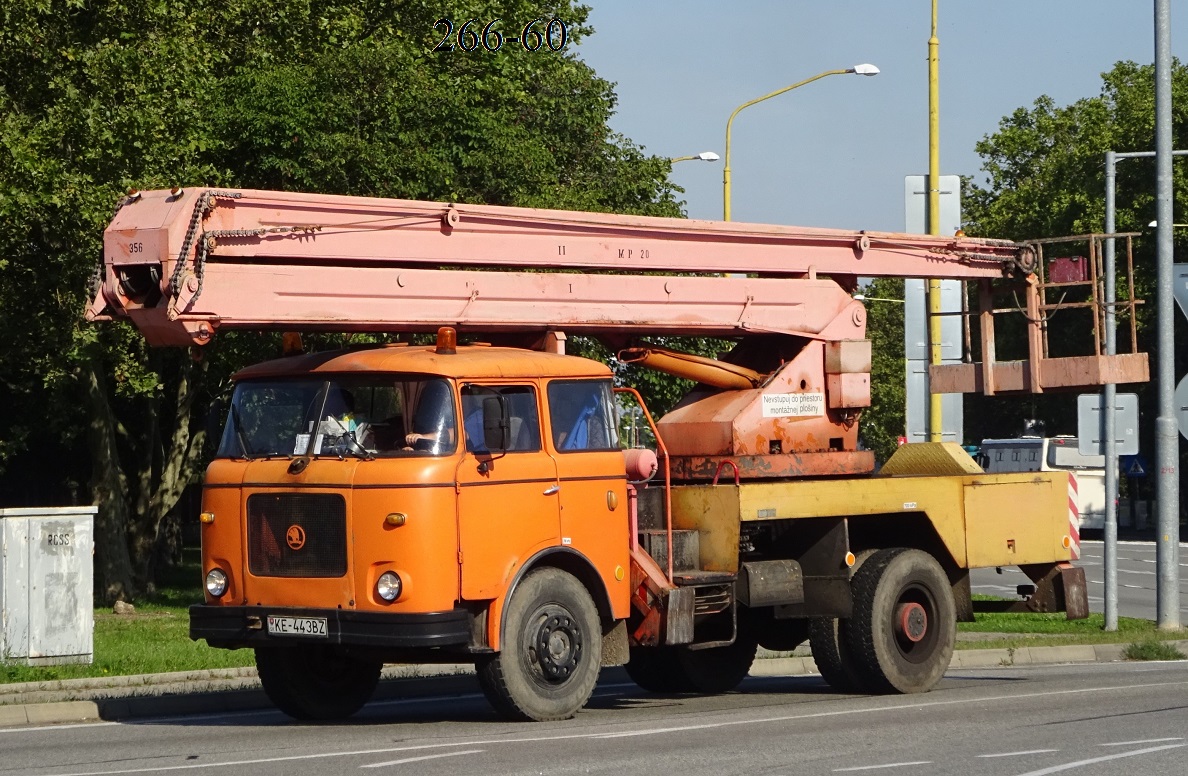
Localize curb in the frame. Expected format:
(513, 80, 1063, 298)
(4, 641, 1187, 728)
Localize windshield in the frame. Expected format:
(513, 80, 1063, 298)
(216, 376, 458, 459)
(1046, 439, 1105, 470)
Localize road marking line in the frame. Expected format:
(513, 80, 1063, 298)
(0, 721, 120, 735)
(27, 679, 1188, 776)
(1007, 743, 1185, 776)
(593, 680, 1188, 739)
(978, 749, 1059, 758)
(1100, 737, 1183, 746)
(833, 763, 930, 772)
(360, 749, 483, 768)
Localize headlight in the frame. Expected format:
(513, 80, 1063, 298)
(205, 568, 228, 598)
(376, 571, 402, 602)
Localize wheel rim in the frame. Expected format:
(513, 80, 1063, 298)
(892, 583, 939, 661)
(895, 601, 928, 643)
(529, 606, 584, 684)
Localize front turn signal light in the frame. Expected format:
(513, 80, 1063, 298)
(385, 513, 407, 527)
(199, 512, 215, 524)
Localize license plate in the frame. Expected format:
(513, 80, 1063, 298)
(266, 615, 328, 638)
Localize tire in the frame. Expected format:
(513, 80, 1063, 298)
(255, 646, 382, 721)
(845, 548, 956, 694)
(753, 610, 810, 652)
(808, 616, 868, 693)
(477, 568, 602, 721)
(808, 547, 878, 693)
(624, 646, 684, 693)
(667, 631, 758, 694)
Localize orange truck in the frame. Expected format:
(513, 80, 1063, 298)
(88, 188, 1147, 721)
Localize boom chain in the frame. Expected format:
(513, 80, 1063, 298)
(169, 190, 243, 299)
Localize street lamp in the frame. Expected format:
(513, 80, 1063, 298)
(853, 294, 905, 304)
(723, 64, 879, 221)
(1147, 220, 1188, 228)
(671, 151, 720, 163)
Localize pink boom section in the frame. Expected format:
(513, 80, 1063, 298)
(88, 188, 1026, 346)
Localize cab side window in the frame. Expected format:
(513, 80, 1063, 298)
(547, 380, 619, 452)
(461, 384, 541, 453)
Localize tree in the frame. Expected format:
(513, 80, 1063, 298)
(859, 277, 906, 465)
(963, 60, 1188, 490)
(0, 0, 682, 602)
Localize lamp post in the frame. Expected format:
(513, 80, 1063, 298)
(722, 64, 879, 221)
(926, 0, 944, 443)
(671, 151, 720, 163)
(1104, 149, 1188, 632)
(1153, 0, 1180, 632)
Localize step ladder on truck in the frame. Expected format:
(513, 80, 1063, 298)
(87, 188, 1149, 721)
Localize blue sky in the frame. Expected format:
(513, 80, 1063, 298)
(575, 2, 1186, 233)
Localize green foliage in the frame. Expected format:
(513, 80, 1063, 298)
(859, 277, 905, 465)
(0, 0, 684, 597)
(962, 608, 1153, 635)
(1123, 638, 1187, 661)
(568, 335, 730, 419)
(963, 59, 1188, 459)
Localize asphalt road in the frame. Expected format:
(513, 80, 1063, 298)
(4, 660, 1188, 776)
(971, 538, 1188, 621)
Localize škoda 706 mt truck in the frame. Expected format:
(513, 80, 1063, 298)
(88, 188, 1147, 721)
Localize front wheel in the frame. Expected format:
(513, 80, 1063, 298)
(478, 568, 602, 721)
(845, 548, 956, 694)
(255, 646, 382, 721)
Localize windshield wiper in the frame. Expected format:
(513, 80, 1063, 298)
(229, 404, 255, 461)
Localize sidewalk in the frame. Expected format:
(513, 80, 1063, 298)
(4, 639, 1186, 728)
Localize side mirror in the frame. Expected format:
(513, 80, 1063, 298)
(205, 398, 226, 447)
(482, 395, 510, 451)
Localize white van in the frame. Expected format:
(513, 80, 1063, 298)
(976, 436, 1106, 533)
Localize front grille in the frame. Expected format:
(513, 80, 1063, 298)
(247, 493, 347, 578)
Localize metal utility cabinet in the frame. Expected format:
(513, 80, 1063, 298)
(0, 507, 95, 665)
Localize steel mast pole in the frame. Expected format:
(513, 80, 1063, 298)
(1153, 0, 1180, 630)
(1102, 148, 1188, 630)
(1103, 150, 1119, 632)
(926, 0, 944, 442)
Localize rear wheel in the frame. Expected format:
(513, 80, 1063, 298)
(477, 568, 601, 721)
(846, 548, 956, 694)
(809, 547, 876, 693)
(808, 617, 868, 693)
(752, 609, 810, 652)
(624, 646, 684, 693)
(668, 631, 758, 694)
(255, 647, 381, 721)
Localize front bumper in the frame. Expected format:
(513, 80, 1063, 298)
(190, 605, 472, 650)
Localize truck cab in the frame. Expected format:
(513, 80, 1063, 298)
(193, 338, 633, 720)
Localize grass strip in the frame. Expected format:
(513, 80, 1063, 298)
(4, 576, 1184, 684)
(1, 603, 254, 685)
(1122, 639, 1187, 661)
